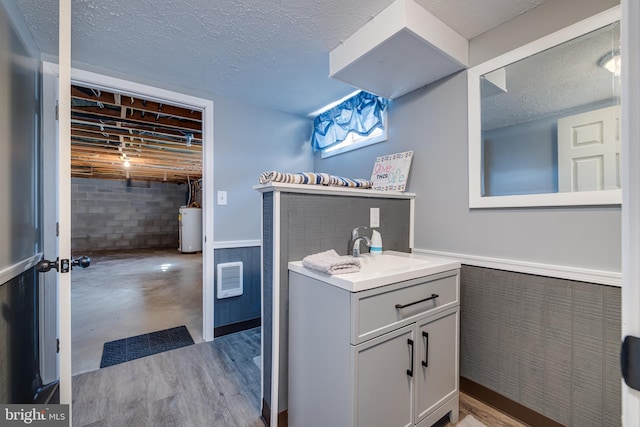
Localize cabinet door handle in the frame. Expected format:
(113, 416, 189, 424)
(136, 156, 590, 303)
(395, 293, 439, 310)
(422, 331, 429, 368)
(407, 339, 414, 377)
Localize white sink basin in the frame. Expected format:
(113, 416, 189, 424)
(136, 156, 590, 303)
(288, 251, 460, 292)
(357, 252, 433, 271)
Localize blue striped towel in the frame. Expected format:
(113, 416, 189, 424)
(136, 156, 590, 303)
(259, 171, 373, 188)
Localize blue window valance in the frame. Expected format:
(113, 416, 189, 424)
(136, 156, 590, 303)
(311, 91, 389, 152)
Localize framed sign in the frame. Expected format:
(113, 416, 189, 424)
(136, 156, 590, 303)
(370, 151, 413, 191)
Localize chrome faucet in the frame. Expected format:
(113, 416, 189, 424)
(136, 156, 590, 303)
(350, 226, 371, 257)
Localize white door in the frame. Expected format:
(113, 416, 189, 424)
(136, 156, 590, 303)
(557, 105, 621, 192)
(622, 0, 640, 425)
(41, 1, 215, 414)
(58, 0, 73, 407)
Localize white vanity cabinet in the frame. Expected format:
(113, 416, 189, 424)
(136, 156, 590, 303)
(288, 258, 460, 427)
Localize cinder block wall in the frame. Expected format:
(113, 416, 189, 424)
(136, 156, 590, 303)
(71, 177, 186, 252)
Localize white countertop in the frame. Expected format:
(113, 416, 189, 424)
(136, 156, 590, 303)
(288, 251, 460, 292)
(253, 182, 415, 199)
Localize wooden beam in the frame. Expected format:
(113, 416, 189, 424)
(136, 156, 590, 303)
(72, 85, 202, 121)
(70, 83, 204, 183)
(71, 119, 202, 145)
(72, 105, 201, 132)
(71, 128, 202, 153)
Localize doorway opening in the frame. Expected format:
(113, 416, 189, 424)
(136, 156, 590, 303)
(39, 64, 215, 391)
(69, 83, 205, 374)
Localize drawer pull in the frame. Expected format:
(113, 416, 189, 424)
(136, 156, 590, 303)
(395, 293, 439, 310)
(422, 331, 429, 367)
(407, 339, 414, 377)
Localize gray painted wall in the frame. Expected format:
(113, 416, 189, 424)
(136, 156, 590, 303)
(315, 0, 621, 272)
(468, 0, 620, 67)
(71, 177, 187, 252)
(0, 0, 40, 270)
(66, 62, 314, 244)
(213, 97, 313, 242)
(461, 266, 620, 427)
(483, 118, 558, 196)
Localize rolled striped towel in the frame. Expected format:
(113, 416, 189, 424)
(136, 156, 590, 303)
(329, 175, 373, 188)
(259, 171, 332, 185)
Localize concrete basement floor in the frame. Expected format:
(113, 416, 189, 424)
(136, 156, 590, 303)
(71, 248, 203, 376)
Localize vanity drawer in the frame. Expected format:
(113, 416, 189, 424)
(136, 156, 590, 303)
(351, 270, 459, 344)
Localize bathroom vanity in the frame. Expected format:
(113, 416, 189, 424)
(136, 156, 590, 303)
(255, 182, 415, 424)
(288, 251, 461, 427)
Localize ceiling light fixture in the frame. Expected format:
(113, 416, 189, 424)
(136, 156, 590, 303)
(123, 159, 130, 168)
(599, 50, 621, 76)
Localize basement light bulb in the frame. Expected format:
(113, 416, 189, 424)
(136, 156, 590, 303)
(123, 159, 130, 168)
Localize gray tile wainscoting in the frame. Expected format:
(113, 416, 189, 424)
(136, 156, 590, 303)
(460, 265, 621, 427)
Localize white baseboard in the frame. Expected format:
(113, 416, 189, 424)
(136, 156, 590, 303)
(213, 240, 261, 249)
(412, 248, 622, 287)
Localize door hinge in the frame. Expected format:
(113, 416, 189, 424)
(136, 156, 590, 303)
(56, 222, 59, 237)
(56, 339, 59, 354)
(55, 102, 59, 121)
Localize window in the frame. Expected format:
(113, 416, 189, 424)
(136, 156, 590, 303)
(311, 91, 389, 157)
(320, 113, 388, 158)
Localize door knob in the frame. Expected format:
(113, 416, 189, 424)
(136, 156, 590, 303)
(36, 256, 90, 273)
(36, 258, 61, 273)
(72, 256, 91, 269)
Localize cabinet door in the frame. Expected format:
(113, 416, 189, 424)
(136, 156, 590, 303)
(415, 311, 459, 423)
(354, 325, 415, 427)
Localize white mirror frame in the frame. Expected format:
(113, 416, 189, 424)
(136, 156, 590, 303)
(468, 6, 621, 208)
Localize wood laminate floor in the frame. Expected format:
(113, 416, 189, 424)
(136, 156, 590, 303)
(72, 327, 263, 427)
(73, 325, 525, 427)
(445, 393, 528, 427)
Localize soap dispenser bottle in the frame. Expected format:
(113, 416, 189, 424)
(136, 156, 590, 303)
(370, 230, 383, 256)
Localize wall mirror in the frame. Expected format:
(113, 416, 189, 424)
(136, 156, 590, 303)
(468, 6, 621, 208)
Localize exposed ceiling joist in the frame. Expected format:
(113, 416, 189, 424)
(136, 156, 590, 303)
(71, 84, 203, 183)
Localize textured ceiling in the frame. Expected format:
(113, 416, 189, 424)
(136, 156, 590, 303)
(12, 0, 547, 116)
(482, 21, 621, 131)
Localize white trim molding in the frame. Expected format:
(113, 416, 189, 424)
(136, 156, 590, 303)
(0, 254, 43, 285)
(467, 6, 622, 208)
(213, 240, 261, 249)
(413, 248, 622, 287)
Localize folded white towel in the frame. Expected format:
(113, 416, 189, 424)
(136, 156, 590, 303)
(302, 249, 361, 275)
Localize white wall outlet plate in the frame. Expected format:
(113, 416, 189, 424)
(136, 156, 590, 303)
(370, 207, 380, 228)
(217, 190, 228, 205)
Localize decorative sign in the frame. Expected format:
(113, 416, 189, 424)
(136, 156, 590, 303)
(370, 151, 413, 191)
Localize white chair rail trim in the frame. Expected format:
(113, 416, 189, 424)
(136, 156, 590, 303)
(0, 253, 43, 285)
(213, 240, 262, 249)
(413, 248, 621, 287)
